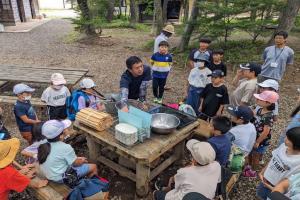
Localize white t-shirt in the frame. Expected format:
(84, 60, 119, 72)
(264, 144, 300, 186)
(41, 86, 70, 107)
(188, 67, 212, 88)
(229, 123, 256, 155)
(165, 161, 221, 200)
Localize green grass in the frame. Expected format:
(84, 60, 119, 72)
(101, 19, 151, 32)
(63, 30, 81, 44)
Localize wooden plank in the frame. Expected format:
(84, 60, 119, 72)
(0, 96, 46, 107)
(226, 173, 241, 194)
(150, 154, 177, 180)
(97, 155, 136, 182)
(0, 64, 89, 72)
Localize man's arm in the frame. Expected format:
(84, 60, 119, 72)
(232, 69, 243, 88)
(139, 81, 151, 102)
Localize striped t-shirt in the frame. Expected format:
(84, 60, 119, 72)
(150, 52, 172, 79)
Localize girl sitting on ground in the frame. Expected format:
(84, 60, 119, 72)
(37, 120, 98, 183)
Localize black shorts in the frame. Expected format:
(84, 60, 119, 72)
(47, 105, 67, 120)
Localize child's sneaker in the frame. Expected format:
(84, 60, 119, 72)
(157, 98, 163, 104)
(243, 168, 257, 178)
(153, 98, 158, 103)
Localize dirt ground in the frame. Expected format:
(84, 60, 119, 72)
(1, 19, 300, 200)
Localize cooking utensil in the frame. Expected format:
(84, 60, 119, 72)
(151, 113, 180, 135)
(115, 123, 138, 146)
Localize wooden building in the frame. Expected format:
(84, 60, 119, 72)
(0, 0, 39, 25)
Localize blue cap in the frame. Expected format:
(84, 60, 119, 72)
(42, 120, 71, 139)
(208, 69, 225, 78)
(13, 84, 35, 95)
(226, 105, 253, 121)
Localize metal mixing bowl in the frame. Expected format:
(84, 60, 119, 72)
(151, 113, 180, 134)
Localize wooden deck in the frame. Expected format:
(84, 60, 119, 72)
(0, 65, 89, 86)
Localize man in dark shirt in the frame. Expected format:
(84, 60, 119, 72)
(209, 49, 227, 76)
(199, 70, 229, 120)
(120, 56, 152, 104)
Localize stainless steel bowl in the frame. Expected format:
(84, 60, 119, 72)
(151, 113, 180, 134)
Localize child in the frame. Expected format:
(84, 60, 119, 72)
(186, 60, 212, 115)
(0, 138, 48, 200)
(188, 38, 212, 71)
(13, 84, 41, 144)
(230, 62, 261, 106)
(207, 116, 232, 166)
(199, 70, 229, 120)
(41, 73, 70, 120)
(78, 78, 105, 111)
(226, 105, 257, 156)
(257, 127, 300, 200)
(257, 79, 280, 121)
(21, 122, 46, 164)
(153, 140, 221, 200)
(246, 91, 279, 176)
(209, 50, 227, 76)
(150, 41, 173, 104)
(38, 120, 98, 182)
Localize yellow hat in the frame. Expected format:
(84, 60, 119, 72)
(163, 25, 175, 34)
(0, 138, 20, 168)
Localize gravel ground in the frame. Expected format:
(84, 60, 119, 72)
(1, 19, 300, 200)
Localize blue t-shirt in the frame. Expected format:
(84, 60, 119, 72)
(120, 65, 152, 100)
(150, 52, 172, 79)
(207, 134, 231, 166)
(39, 141, 77, 182)
(13, 100, 37, 132)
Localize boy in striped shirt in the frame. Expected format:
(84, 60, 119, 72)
(150, 41, 173, 104)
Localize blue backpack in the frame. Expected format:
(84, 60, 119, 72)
(66, 90, 90, 121)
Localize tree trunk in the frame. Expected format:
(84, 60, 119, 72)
(130, 0, 139, 24)
(106, 0, 116, 22)
(182, 0, 189, 23)
(153, 0, 164, 35)
(77, 0, 95, 35)
(162, 0, 169, 23)
(178, 0, 199, 52)
(268, 0, 300, 45)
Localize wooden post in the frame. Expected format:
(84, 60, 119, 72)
(86, 136, 100, 163)
(136, 162, 150, 197)
(174, 141, 185, 164)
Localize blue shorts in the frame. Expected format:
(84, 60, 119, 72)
(256, 182, 272, 200)
(254, 145, 269, 154)
(74, 164, 90, 178)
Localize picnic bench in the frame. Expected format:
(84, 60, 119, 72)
(74, 119, 200, 197)
(0, 65, 89, 106)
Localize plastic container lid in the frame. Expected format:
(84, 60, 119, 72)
(115, 123, 138, 135)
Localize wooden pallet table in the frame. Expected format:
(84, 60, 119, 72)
(74, 120, 200, 197)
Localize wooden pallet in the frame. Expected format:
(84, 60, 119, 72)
(0, 95, 46, 107)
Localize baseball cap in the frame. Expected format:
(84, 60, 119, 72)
(42, 119, 72, 139)
(226, 105, 254, 121)
(240, 62, 261, 75)
(254, 90, 279, 103)
(208, 70, 225, 78)
(51, 73, 66, 85)
(13, 83, 35, 95)
(80, 78, 96, 89)
(257, 79, 279, 91)
(186, 140, 215, 165)
(183, 192, 210, 200)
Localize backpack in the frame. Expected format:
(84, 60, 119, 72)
(66, 90, 90, 121)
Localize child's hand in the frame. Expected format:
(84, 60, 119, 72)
(236, 69, 243, 78)
(37, 179, 48, 188)
(254, 142, 260, 149)
(35, 120, 41, 123)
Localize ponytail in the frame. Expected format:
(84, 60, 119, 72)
(38, 143, 51, 164)
(37, 134, 61, 164)
(290, 105, 300, 118)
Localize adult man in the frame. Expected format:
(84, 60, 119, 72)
(259, 31, 294, 82)
(153, 25, 175, 53)
(230, 62, 261, 106)
(187, 38, 212, 71)
(120, 56, 152, 103)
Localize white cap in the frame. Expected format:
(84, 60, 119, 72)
(257, 79, 279, 91)
(42, 119, 72, 139)
(51, 73, 66, 85)
(80, 78, 96, 89)
(13, 84, 35, 95)
(186, 140, 215, 165)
